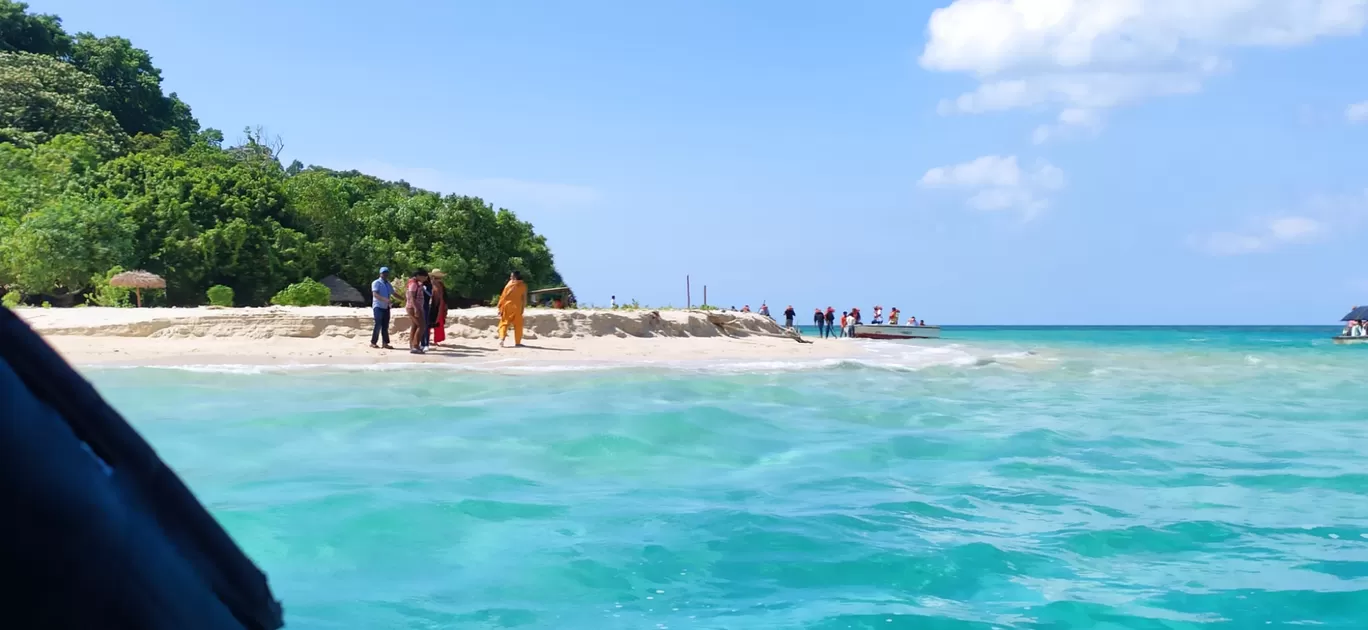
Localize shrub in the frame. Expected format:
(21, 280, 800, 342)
(2, 291, 21, 309)
(270, 278, 330, 307)
(87, 266, 133, 308)
(206, 285, 235, 307)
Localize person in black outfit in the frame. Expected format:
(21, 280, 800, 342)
(421, 278, 435, 350)
(783, 305, 796, 329)
(824, 308, 836, 338)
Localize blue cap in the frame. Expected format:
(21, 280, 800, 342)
(379, 266, 390, 274)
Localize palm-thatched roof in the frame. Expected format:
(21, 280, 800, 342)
(108, 270, 166, 289)
(320, 275, 365, 305)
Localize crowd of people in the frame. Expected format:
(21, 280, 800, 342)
(1343, 319, 1366, 337)
(368, 267, 527, 354)
(741, 302, 928, 339)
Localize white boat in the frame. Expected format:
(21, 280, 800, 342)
(1336, 305, 1368, 344)
(851, 324, 941, 340)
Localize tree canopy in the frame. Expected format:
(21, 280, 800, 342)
(0, 0, 564, 307)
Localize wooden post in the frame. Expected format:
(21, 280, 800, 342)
(135, 288, 142, 308)
(686, 275, 691, 309)
(703, 285, 707, 308)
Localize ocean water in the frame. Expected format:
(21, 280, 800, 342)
(87, 327, 1368, 629)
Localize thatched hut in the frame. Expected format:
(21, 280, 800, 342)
(320, 275, 365, 306)
(108, 270, 165, 307)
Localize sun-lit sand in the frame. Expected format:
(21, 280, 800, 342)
(16, 306, 866, 367)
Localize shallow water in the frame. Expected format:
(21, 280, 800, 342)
(91, 327, 1368, 629)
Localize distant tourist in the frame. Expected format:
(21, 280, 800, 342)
(850, 307, 862, 325)
(847, 314, 857, 338)
(872, 305, 883, 325)
(824, 307, 835, 338)
(498, 270, 528, 348)
(429, 269, 448, 346)
(742, 305, 752, 313)
(918, 318, 926, 327)
(888, 308, 900, 326)
(611, 295, 617, 309)
(406, 269, 430, 355)
(813, 308, 824, 336)
(759, 303, 770, 318)
(370, 267, 395, 349)
(1347, 320, 1366, 337)
(784, 305, 796, 328)
(840, 311, 848, 338)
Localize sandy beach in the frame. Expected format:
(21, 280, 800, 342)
(16, 306, 865, 368)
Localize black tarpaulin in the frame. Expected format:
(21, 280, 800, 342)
(0, 307, 283, 630)
(1343, 306, 1368, 321)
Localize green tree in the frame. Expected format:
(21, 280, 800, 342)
(67, 33, 198, 140)
(0, 51, 125, 152)
(0, 195, 133, 295)
(94, 147, 318, 305)
(0, 0, 71, 56)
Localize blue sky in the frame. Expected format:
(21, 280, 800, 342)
(34, 0, 1368, 324)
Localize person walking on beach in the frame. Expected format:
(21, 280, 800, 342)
(429, 269, 448, 346)
(839, 311, 848, 338)
(824, 307, 835, 338)
(784, 305, 796, 328)
(812, 308, 824, 336)
(370, 267, 395, 349)
(406, 269, 430, 354)
(498, 270, 528, 348)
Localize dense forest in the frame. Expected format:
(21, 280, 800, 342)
(0, 0, 562, 307)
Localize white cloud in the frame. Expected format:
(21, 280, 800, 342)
(1033, 107, 1105, 144)
(349, 161, 600, 210)
(921, 0, 1368, 140)
(919, 155, 1065, 219)
(1198, 189, 1368, 255)
(1348, 100, 1368, 123)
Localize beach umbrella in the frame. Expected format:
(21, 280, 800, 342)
(108, 270, 166, 308)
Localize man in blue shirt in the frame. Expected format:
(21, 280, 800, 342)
(370, 267, 395, 349)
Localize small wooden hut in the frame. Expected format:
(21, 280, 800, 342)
(108, 270, 165, 307)
(321, 275, 366, 306)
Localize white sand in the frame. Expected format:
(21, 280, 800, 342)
(16, 306, 866, 368)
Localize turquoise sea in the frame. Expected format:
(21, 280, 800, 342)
(89, 327, 1367, 629)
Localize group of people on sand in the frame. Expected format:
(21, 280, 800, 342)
(368, 267, 528, 355)
(1343, 319, 1367, 337)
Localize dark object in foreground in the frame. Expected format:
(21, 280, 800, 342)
(0, 308, 284, 630)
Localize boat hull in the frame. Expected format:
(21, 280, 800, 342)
(852, 325, 941, 340)
(1333, 336, 1368, 345)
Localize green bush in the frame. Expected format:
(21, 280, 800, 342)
(2, 292, 21, 309)
(87, 266, 134, 307)
(269, 278, 330, 307)
(206, 284, 235, 307)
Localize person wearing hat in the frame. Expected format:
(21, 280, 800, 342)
(370, 267, 396, 349)
(783, 305, 795, 329)
(428, 269, 448, 346)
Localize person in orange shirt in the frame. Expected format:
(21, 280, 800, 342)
(497, 270, 528, 347)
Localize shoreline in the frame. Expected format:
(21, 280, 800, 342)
(16, 306, 871, 368)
